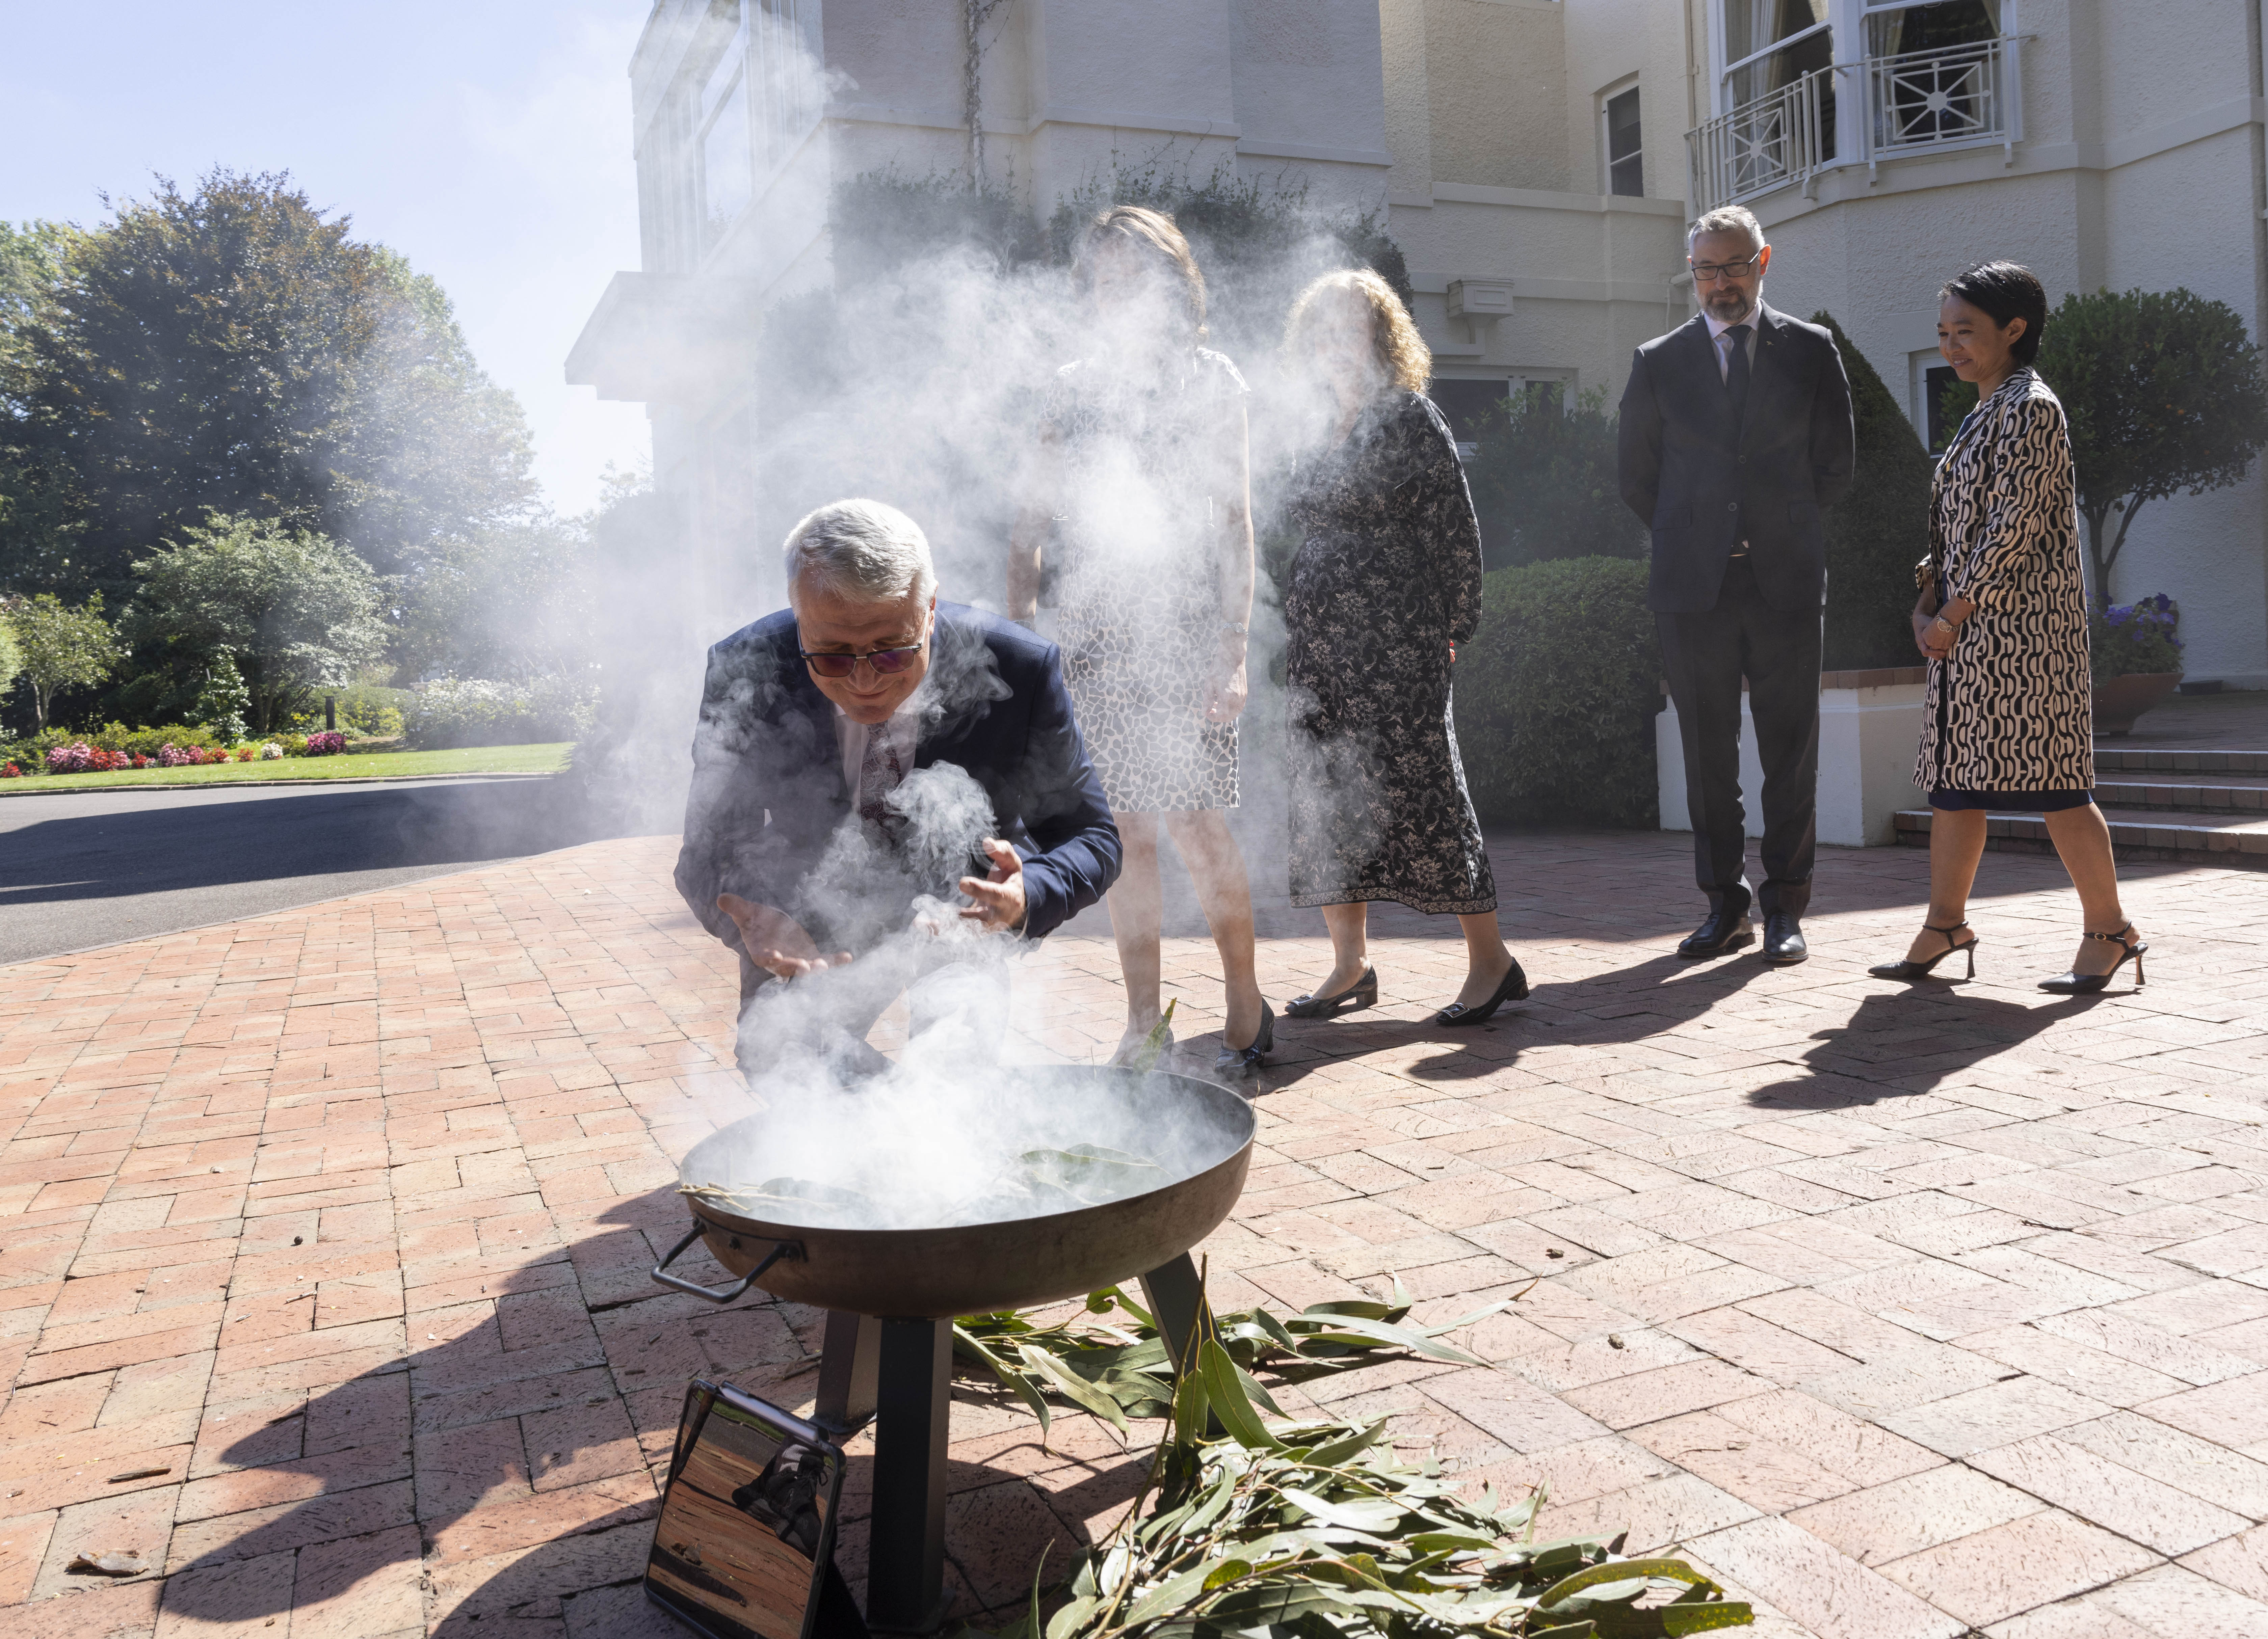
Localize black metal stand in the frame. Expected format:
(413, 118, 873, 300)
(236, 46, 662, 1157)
(865, 1319, 952, 1635)
(813, 1311, 879, 1436)
(815, 1251, 1211, 1636)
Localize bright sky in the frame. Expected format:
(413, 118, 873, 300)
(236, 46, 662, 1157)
(0, 1, 654, 517)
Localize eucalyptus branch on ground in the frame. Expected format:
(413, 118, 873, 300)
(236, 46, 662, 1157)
(952, 1276, 1504, 1447)
(964, 1283, 1754, 1637)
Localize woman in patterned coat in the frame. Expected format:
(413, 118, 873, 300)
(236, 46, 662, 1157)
(1276, 270, 1527, 1026)
(1006, 207, 1274, 1078)
(1872, 261, 2146, 994)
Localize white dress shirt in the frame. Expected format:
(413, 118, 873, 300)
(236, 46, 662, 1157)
(835, 698, 922, 800)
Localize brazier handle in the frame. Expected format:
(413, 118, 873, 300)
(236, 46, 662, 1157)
(652, 1221, 803, 1304)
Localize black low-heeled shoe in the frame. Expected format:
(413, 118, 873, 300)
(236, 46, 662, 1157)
(1434, 959, 1529, 1028)
(1285, 967, 1378, 1019)
(1869, 920, 1979, 981)
(2039, 925, 2147, 994)
(1214, 1000, 1274, 1082)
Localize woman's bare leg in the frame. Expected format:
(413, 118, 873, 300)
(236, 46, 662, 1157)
(1454, 911, 1517, 1009)
(2042, 803, 2141, 975)
(1905, 809, 1990, 961)
(1313, 902, 1370, 998)
(1106, 810, 1164, 1034)
(1162, 809, 1265, 1050)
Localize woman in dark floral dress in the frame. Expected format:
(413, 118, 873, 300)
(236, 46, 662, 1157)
(1278, 269, 1526, 1027)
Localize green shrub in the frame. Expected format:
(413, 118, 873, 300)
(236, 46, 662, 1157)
(1812, 313, 1933, 669)
(403, 675, 595, 749)
(1462, 385, 1642, 569)
(285, 684, 408, 741)
(1454, 557, 1661, 828)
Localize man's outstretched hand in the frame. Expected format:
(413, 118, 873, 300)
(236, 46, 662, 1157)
(717, 893, 852, 980)
(957, 838, 1028, 933)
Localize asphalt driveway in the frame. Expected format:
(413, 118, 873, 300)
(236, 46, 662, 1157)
(0, 776, 613, 966)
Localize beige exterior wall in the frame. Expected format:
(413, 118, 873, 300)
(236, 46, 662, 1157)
(576, 0, 2268, 682)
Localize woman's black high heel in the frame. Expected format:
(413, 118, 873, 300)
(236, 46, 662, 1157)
(1285, 967, 1378, 1019)
(2039, 925, 2147, 994)
(1214, 1000, 1274, 1081)
(1434, 959, 1529, 1027)
(1869, 921, 1978, 981)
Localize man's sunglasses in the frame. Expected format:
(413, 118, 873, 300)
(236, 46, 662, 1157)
(799, 643, 924, 679)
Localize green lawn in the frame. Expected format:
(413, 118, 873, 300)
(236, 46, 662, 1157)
(0, 743, 572, 794)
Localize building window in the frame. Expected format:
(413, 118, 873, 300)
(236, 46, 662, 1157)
(1604, 86, 1644, 196)
(1922, 363, 1963, 453)
(1723, 1, 1832, 115)
(699, 7, 753, 248)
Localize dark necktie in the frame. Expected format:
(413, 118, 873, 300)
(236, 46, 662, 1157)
(856, 726, 904, 827)
(1725, 323, 1753, 416)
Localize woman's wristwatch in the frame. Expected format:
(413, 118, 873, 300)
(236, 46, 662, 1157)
(1931, 615, 1957, 637)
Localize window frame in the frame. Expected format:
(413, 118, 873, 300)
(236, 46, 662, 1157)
(1600, 78, 1645, 197)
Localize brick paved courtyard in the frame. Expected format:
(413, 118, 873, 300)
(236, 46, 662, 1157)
(6, 828, 2268, 1638)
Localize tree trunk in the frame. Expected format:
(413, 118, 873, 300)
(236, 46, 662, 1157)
(29, 681, 47, 735)
(2080, 503, 2110, 608)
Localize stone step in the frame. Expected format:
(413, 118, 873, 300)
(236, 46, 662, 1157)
(2097, 778, 2268, 813)
(2094, 747, 2268, 775)
(1895, 806, 2268, 868)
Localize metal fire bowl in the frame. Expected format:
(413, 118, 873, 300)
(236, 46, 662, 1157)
(673, 1067, 1254, 1319)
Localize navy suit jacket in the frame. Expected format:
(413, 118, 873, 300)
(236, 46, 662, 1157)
(674, 601, 1121, 956)
(1616, 302, 1855, 615)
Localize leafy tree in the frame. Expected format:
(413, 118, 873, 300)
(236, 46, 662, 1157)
(0, 221, 86, 594)
(392, 516, 600, 682)
(6, 591, 117, 732)
(6, 170, 535, 597)
(130, 513, 390, 734)
(2034, 287, 2268, 603)
(1813, 312, 1934, 668)
(0, 605, 20, 708)
(1462, 385, 1640, 568)
(192, 651, 250, 743)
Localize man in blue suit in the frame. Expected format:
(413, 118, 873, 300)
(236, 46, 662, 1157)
(675, 499, 1122, 1074)
(1618, 205, 1854, 967)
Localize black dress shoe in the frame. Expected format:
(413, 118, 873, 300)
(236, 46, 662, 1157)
(1677, 906, 1753, 959)
(1760, 912, 1808, 966)
(1213, 1000, 1274, 1082)
(1433, 959, 1529, 1027)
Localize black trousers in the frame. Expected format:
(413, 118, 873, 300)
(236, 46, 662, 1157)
(1656, 557, 1821, 920)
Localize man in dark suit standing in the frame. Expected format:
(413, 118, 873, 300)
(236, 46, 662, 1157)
(676, 499, 1121, 1074)
(1617, 205, 1855, 965)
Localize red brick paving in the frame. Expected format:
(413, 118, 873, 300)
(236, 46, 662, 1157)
(4, 830, 2268, 1636)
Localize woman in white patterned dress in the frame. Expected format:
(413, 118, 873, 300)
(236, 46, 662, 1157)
(1871, 262, 2146, 994)
(1007, 206, 1272, 1078)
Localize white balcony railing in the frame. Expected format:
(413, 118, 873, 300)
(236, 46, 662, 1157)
(1862, 35, 2020, 171)
(1686, 35, 2023, 213)
(1687, 65, 1834, 216)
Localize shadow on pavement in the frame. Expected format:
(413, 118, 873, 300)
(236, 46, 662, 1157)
(0, 779, 617, 908)
(153, 1191, 1125, 1634)
(1747, 986, 2101, 1108)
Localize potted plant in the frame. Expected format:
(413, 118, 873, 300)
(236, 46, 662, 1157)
(2092, 594, 2185, 735)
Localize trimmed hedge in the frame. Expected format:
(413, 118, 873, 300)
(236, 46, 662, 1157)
(1812, 311, 1934, 669)
(1454, 557, 1661, 829)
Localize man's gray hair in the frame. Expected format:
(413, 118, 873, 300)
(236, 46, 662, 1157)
(783, 499, 937, 607)
(1687, 205, 1765, 254)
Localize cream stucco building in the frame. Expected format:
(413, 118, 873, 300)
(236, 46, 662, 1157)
(572, 0, 2268, 683)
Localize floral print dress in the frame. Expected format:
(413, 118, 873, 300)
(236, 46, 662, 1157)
(1915, 367, 2094, 800)
(1044, 348, 1247, 814)
(1282, 390, 1495, 914)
